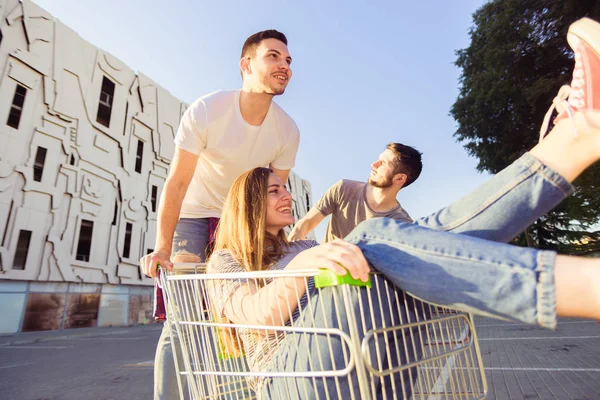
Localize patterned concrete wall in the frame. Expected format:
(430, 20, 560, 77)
(0, 0, 313, 290)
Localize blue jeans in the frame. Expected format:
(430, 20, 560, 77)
(154, 218, 210, 400)
(262, 274, 428, 400)
(262, 153, 572, 398)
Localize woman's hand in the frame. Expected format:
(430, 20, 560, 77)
(285, 239, 369, 282)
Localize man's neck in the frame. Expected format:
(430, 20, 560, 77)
(365, 184, 400, 212)
(239, 89, 274, 126)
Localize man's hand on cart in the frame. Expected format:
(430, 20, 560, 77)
(140, 249, 173, 278)
(285, 239, 370, 283)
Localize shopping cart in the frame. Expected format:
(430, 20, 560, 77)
(160, 263, 487, 399)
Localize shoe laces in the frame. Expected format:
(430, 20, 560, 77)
(539, 85, 579, 142)
(539, 50, 586, 142)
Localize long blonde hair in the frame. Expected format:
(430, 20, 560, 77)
(213, 167, 288, 271)
(210, 167, 289, 356)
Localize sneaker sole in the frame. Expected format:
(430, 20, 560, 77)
(568, 17, 600, 56)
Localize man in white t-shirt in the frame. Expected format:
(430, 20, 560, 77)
(139, 29, 299, 400)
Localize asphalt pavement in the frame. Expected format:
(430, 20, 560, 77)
(475, 317, 600, 400)
(0, 325, 161, 400)
(1, 318, 599, 399)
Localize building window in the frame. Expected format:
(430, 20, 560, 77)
(151, 185, 158, 212)
(123, 222, 133, 258)
(12, 229, 32, 270)
(135, 140, 143, 173)
(69, 154, 75, 166)
(7, 84, 27, 129)
(76, 220, 94, 262)
(306, 193, 310, 213)
(2, 200, 14, 247)
(112, 200, 118, 226)
(147, 248, 154, 255)
(33, 147, 47, 182)
(96, 76, 115, 127)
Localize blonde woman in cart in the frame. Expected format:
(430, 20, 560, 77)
(208, 17, 600, 399)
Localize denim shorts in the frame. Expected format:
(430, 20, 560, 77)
(171, 218, 211, 262)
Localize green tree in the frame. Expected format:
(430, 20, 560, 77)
(451, 0, 600, 254)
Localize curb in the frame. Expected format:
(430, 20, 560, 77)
(0, 324, 163, 346)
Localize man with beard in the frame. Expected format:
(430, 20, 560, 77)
(289, 143, 421, 242)
(139, 29, 300, 400)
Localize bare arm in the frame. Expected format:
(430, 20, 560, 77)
(222, 240, 369, 327)
(223, 276, 308, 327)
(140, 147, 198, 277)
(155, 147, 199, 249)
(289, 180, 340, 241)
(288, 206, 326, 241)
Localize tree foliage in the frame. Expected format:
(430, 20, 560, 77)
(451, 0, 600, 254)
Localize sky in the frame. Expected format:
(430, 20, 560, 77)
(35, 0, 491, 241)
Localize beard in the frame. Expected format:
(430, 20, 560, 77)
(368, 174, 393, 188)
(260, 75, 287, 95)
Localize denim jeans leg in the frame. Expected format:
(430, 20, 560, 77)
(154, 323, 184, 399)
(346, 218, 558, 329)
(416, 153, 574, 242)
(261, 285, 377, 399)
(154, 218, 210, 400)
(262, 275, 423, 400)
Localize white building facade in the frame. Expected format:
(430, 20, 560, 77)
(0, 0, 313, 333)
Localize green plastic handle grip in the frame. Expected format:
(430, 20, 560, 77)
(314, 269, 372, 289)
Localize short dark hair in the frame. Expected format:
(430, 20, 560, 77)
(241, 30, 288, 59)
(386, 143, 423, 188)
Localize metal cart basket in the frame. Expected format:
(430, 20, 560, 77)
(159, 263, 487, 399)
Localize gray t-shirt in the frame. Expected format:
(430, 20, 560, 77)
(316, 179, 413, 243)
(207, 240, 319, 392)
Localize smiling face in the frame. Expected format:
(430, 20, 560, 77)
(242, 38, 292, 95)
(265, 173, 295, 234)
(368, 149, 399, 188)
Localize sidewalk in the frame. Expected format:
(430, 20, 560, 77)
(0, 323, 163, 346)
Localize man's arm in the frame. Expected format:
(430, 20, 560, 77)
(288, 206, 326, 241)
(140, 147, 198, 277)
(288, 180, 344, 241)
(269, 120, 300, 185)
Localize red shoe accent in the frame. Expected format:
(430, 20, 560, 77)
(556, 18, 600, 121)
(540, 18, 600, 141)
(556, 41, 600, 122)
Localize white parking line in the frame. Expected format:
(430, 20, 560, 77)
(478, 335, 600, 341)
(76, 336, 148, 341)
(0, 362, 34, 370)
(122, 360, 154, 368)
(422, 366, 600, 372)
(485, 367, 600, 372)
(427, 325, 469, 396)
(0, 345, 73, 349)
(477, 321, 597, 328)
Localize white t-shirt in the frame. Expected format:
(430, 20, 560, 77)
(174, 90, 300, 219)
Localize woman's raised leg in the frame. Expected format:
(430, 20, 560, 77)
(346, 218, 600, 329)
(417, 16, 600, 242)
